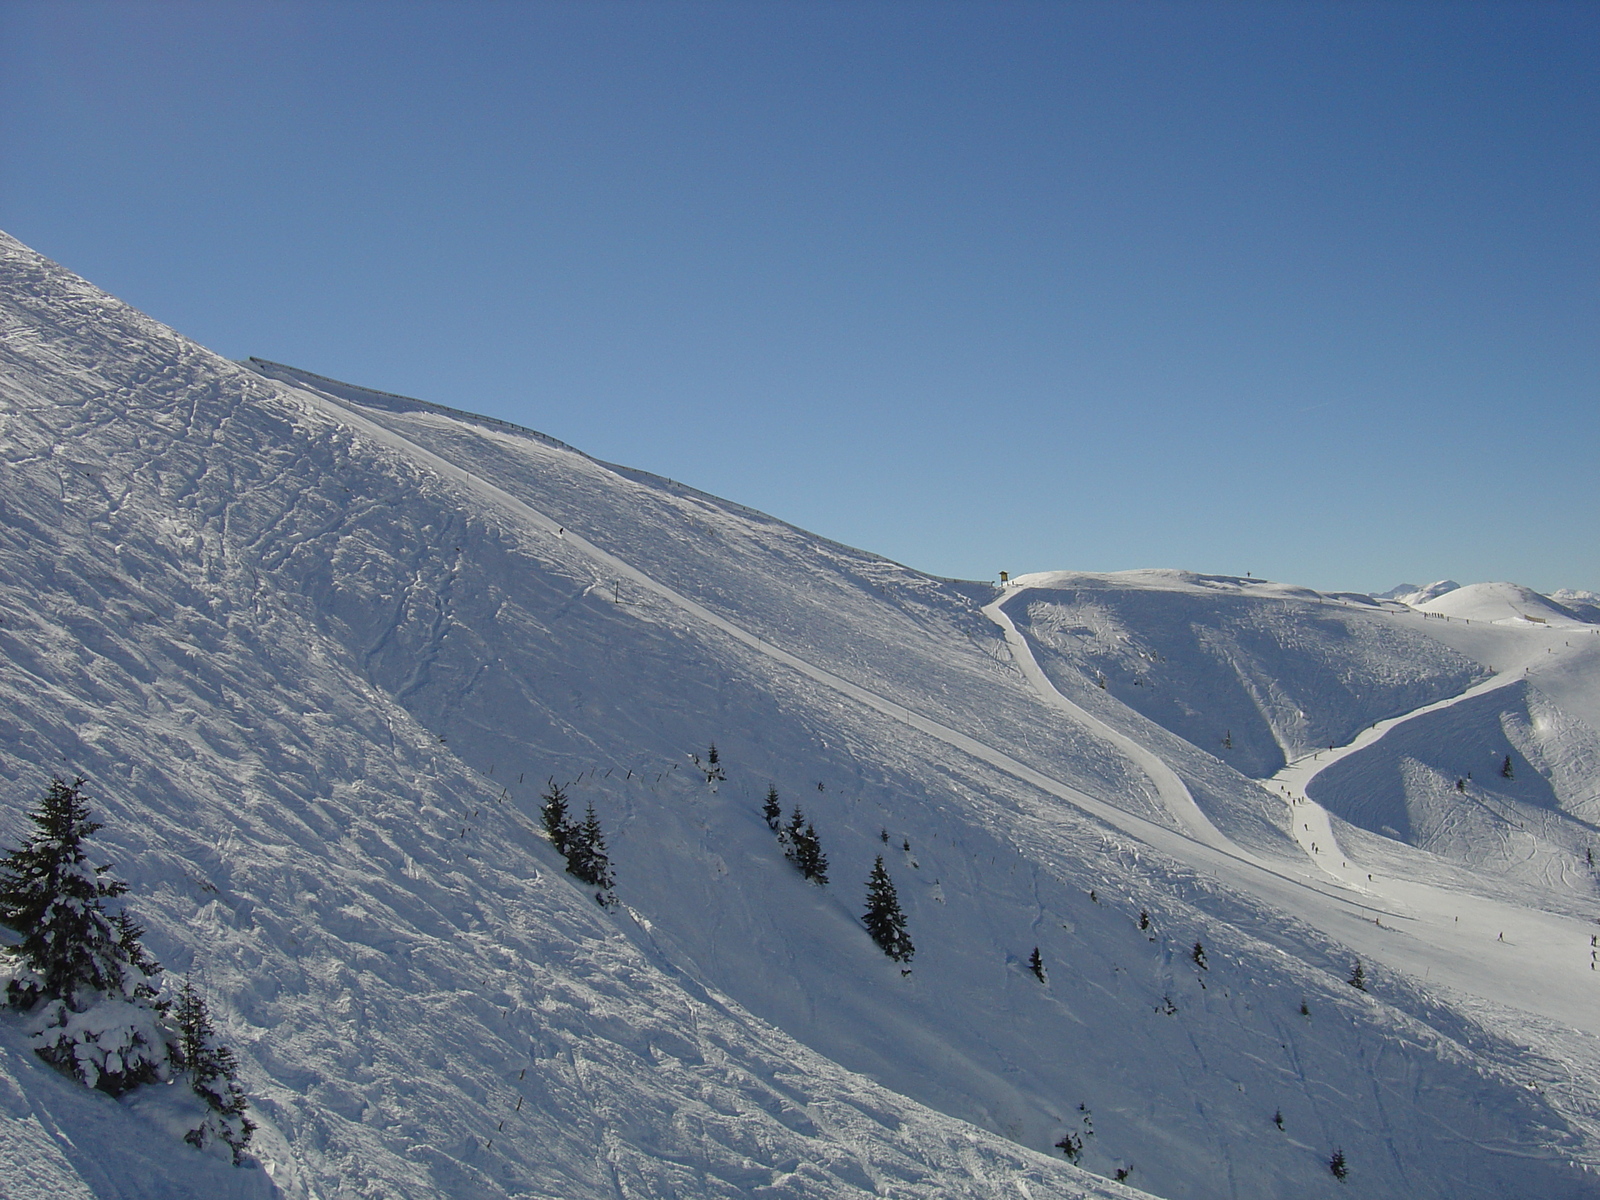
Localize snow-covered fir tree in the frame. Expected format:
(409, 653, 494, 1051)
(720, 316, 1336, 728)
(565, 802, 615, 896)
(862, 856, 914, 963)
(0, 777, 170, 1094)
(776, 805, 828, 883)
(540, 778, 573, 854)
(795, 822, 829, 885)
(781, 804, 806, 852)
(692, 743, 727, 788)
(762, 785, 782, 831)
(172, 974, 254, 1165)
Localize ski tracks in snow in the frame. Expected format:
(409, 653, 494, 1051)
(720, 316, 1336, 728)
(981, 593, 1236, 856)
(1266, 672, 1528, 886)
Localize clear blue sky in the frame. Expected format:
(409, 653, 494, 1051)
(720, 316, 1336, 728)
(3, 1, 1596, 594)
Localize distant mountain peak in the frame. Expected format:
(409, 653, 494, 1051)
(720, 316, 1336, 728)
(1376, 580, 1461, 606)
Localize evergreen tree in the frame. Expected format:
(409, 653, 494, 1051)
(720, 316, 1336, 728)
(762, 786, 782, 831)
(540, 779, 574, 855)
(1347, 958, 1367, 991)
(1191, 940, 1208, 970)
(794, 823, 829, 885)
(694, 743, 726, 787)
(1329, 1148, 1349, 1180)
(0, 777, 169, 1094)
(1029, 946, 1045, 982)
(173, 975, 255, 1165)
(1501, 754, 1514, 780)
(566, 802, 615, 894)
(781, 805, 806, 855)
(862, 857, 914, 963)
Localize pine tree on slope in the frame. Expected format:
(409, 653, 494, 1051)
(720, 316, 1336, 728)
(862, 857, 914, 963)
(781, 805, 806, 855)
(566, 802, 615, 895)
(0, 777, 169, 1094)
(540, 779, 574, 855)
(762, 786, 782, 831)
(794, 823, 829, 885)
(173, 974, 255, 1164)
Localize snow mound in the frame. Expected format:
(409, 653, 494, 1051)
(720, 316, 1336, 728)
(1418, 582, 1592, 627)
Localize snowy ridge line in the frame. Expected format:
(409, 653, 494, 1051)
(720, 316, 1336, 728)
(249, 356, 921, 576)
(982, 591, 1234, 855)
(292, 379, 1387, 914)
(244, 357, 583, 453)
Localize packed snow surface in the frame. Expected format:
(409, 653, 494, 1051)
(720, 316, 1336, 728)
(3, 230, 1600, 1200)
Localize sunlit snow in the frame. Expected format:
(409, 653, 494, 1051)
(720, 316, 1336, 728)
(3, 231, 1599, 1199)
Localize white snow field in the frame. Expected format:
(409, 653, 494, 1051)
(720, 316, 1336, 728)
(2, 230, 1599, 1200)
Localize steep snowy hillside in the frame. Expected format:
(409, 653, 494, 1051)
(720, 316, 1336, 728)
(0, 234, 1143, 1200)
(4, 229, 1600, 1200)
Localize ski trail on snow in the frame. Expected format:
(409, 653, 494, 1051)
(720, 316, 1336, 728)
(982, 591, 1236, 855)
(1266, 672, 1525, 886)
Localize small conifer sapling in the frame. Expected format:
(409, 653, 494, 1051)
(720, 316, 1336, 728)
(696, 743, 726, 787)
(173, 974, 255, 1164)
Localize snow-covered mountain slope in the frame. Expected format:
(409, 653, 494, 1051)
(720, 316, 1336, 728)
(4, 229, 1600, 1200)
(1004, 570, 1485, 779)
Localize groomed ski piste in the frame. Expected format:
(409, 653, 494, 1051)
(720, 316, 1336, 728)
(3, 228, 1600, 1199)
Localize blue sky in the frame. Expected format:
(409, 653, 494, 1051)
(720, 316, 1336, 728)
(3, 1, 1596, 593)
